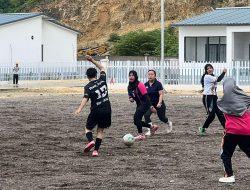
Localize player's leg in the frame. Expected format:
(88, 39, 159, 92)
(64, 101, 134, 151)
(199, 95, 215, 135)
(16, 74, 19, 85)
(92, 108, 111, 157)
(134, 106, 150, 140)
(157, 101, 173, 133)
(13, 74, 15, 85)
(84, 112, 97, 153)
(238, 135, 250, 158)
(215, 103, 226, 129)
(144, 108, 152, 136)
(219, 133, 237, 183)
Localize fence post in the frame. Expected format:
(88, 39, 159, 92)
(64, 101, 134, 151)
(192, 61, 195, 85)
(127, 60, 131, 84)
(38, 62, 41, 80)
(236, 60, 240, 85)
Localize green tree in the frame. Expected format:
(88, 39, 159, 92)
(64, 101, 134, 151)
(0, 0, 40, 13)
(111, 27, 178, 57)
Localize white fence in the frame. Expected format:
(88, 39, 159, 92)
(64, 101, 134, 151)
(1, 59, 250, 85)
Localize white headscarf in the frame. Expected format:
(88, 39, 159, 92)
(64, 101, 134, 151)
(217, 78, 250, 116)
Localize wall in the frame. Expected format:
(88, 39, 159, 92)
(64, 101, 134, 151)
(42, 20, 78, 66)
(0, 16, 42, 66)
(178, 26, 226, 64)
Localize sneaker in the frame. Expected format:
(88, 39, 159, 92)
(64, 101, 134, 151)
(145, 128, 151, 136)
(219, 176, 235, 183)
(84, 140, 95, 153)
(166, 121, 173, 133)
(198, 127, 206, 136)
(150, 124, 159, 136)
(135, 134, 146, 141)
(92, 150, 99, 157)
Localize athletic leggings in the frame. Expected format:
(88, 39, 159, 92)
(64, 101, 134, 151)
(134, 104, 151, 133)
(202, 95, 225, 128)
(221, 133, 250, 176)
(144, 101, 168, 124)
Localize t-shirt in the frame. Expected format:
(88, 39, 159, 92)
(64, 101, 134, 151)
(203, 74, 217, 95)
(225, 111, 250, 135)
(13, 66, 19, 74)
(84, 71, 111, 110)
(128, 82, 148, 106)
(144, 80, 163, 105)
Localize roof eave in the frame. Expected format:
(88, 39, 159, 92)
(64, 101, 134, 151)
(0, 13, 44, 27)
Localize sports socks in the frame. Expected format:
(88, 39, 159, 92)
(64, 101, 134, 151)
(94, 138, 102, 151)
(86, 132, 93, 142)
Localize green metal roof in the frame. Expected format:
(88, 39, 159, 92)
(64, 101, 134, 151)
(0, 13, 80, 33)
(173, 7, 250, 26)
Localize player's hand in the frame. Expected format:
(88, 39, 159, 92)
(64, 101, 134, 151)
(74, 109, 81, 116)
(156, 103, 162, 108)
(129, 97, 134, 103)
(223, 68, 227, 73)
(85, 55, 94, 62)
(150, 106, 157, 114)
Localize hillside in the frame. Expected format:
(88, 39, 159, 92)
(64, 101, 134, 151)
(2, 0, 250, 48)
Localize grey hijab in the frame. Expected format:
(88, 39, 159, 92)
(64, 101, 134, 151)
(217, 78, 250, 116)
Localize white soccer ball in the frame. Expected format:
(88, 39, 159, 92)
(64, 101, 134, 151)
(123, 134, 135, 147)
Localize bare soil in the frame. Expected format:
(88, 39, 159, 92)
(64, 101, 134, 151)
(0, 92, 249, 190)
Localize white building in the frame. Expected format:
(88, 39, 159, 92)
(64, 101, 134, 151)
(0, 13, 79, 66)
(173, 7, 250, 65)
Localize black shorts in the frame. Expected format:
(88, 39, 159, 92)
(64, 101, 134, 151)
(86, 107, 112, 129)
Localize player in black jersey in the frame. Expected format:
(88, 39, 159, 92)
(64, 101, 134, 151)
(74, 55, 111, 157)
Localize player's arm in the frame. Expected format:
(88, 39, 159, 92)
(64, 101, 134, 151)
(157, 90, 164, 108)
(217, 68, 227, 82)
(86, 55, 105, 72)
(74, 98, 88, 115)
(138, 82, 156, 113)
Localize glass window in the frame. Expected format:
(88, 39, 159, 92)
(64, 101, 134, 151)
(197, 37, 206, 62)
(185, 37, 196, 61)
(209, 37, 219, 44)
(220, 37, 226, 44)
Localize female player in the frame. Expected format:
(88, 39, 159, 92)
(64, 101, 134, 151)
(144, 69, 172, 136)
(199, 64, 227, 135)
(217, 78, 250, 183)
(127, 70, 158, 140)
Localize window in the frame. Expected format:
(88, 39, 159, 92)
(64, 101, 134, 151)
(184, 36, 226, 62)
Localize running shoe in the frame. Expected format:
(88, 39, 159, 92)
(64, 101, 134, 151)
(135, 134, 146, 141)
(198, 127, 206, 136)
(150, 124, 159, 136)
(84, 140, 95, 153)
(166, 121, 173, 133)
(219, 176, 235, 183)
(92, 150, 99, 157)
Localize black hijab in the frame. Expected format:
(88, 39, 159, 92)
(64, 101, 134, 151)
(128, 70, 139, 91)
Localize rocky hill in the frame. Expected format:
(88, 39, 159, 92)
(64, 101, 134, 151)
(28, 0, 250, 48)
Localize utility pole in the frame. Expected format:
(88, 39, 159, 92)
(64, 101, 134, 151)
(160, 0, 165, 84)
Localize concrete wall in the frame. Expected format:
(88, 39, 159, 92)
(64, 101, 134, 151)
(42, 21, 78, 65)
(0, 16, 42, 66)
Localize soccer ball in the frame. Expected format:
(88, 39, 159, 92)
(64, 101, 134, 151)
(123, 134, 135, 147)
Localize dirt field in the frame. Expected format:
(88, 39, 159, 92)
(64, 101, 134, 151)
(0, 90, 250, 190)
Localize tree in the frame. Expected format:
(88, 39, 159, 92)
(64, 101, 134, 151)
(111, 27, 178, 57)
